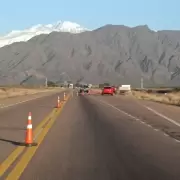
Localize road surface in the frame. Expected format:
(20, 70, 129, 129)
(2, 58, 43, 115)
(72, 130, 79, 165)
(0, 89, 67, 179)
(1, 93, 179, 180)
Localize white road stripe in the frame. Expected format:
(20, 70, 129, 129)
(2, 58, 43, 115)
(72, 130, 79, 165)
(0, 96, 45, 109)
(174, 139, 180, 143)
(0, 90, 64, 109)
(115, 95, 180, 129)
(144, 106, 180, 128)
(96, 99, 141, 121)
(91, 97, 180, 143)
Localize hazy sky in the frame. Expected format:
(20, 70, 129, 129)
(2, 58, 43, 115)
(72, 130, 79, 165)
(0, 0, 179, 34)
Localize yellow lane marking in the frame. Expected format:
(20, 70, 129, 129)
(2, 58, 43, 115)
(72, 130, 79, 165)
(6, 95, 70, 180)
(0, 147, 24, 177)
(0, 108, 57, 177)
(0, 93, 70, 178)
(33, 108, 57, 135)
(0, 91, 69, 176)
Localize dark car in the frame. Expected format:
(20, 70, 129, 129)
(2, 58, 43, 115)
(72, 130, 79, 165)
(84, 88, 89, 93)
(79, 88, 84, 94)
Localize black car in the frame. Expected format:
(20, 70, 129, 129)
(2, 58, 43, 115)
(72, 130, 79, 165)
(84, 88, 89, 93)
(79, 88, 89, 95)
(79, 88, 84, 93)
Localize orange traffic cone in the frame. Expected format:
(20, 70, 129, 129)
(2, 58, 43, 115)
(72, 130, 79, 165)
(25, 112, 37, 147)
(57, 96, 60, 108)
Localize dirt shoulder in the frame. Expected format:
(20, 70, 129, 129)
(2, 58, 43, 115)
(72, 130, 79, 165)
(0, 87, 65, 107)
(131, 90, 180, 106)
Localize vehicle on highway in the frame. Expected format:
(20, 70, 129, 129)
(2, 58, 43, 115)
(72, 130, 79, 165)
(101, 86, 114, 96)
(78, 88, 86, 95)
(83, 87, 89, 94)
(112, 86, 117, 94)
(68, 83, 73, 88)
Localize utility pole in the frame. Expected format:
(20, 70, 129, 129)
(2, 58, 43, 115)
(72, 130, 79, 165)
(45, 77, 48, 88)
(141, 77, 143, 89)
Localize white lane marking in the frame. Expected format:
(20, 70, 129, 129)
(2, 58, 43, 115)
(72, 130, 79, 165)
(96, 99, 141, 121)
(114, 96, 180, 141)
(0, 96, 45, 109)
(163, 133, 169, 137)
(115, 95, 180, 129)
(175, 139, 180, 143)
(144, 106, 180, 128)
(0, 91, 64, 109)
(0, 97, 41, 109)
(91, 97, 180, 142)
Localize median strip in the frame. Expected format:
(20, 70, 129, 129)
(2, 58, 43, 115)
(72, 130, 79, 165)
(0, 92, 69, 178)
(0, 109, 56, 177)
(6, 94, 70, 180)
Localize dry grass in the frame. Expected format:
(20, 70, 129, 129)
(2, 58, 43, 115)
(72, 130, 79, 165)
(0, 87, 62, 99)
(90, 88, 102, 93)
(132, 90, 180, 106)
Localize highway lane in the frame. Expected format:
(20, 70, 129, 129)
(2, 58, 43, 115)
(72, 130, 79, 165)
(96, 94, 180, 141)
(0, 89, 63, 108)
(0, 90, 66, 167)
(117, 93, 180, 124)
(17, 94, 180, 180)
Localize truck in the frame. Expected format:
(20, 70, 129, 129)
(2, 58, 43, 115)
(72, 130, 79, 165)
(68, 83, 73, 88)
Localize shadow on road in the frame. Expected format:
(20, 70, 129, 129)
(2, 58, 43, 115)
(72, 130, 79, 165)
(0, 126, 25, 131)
(0, 137, 26, 146)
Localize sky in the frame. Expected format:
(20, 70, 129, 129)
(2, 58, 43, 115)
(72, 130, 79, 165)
(0, 0, 179, 34)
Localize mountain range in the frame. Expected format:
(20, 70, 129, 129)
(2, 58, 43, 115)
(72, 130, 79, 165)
(0, 21, 88, 48)
(0, 21, 180, 87)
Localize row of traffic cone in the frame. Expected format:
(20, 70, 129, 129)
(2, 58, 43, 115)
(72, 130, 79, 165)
(56, 92, 67, 108)
(24, 93, 67, 147)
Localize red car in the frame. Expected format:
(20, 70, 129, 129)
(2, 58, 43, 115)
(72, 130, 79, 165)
(101, 86, 114, 96)
(112, 86, 117, 94)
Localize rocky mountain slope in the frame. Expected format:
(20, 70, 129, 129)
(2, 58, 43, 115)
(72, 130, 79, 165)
(0, 24, 180, 87)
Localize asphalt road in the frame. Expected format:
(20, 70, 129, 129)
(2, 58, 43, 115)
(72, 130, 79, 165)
(17, 94, 180, 180)
(0, 90, 66, 165)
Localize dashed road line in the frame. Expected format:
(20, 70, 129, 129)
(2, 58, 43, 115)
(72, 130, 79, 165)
(117, 95, 180, 131)
(0, 90, 64, 109)
(144, 105, 180, 128)
(163, 133, 169, 137)
(91, 97, 180, 143)
(175, 139, 180, 143)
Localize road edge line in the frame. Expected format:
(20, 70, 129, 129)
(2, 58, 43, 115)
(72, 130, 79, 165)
(0, 90, 65, 109)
